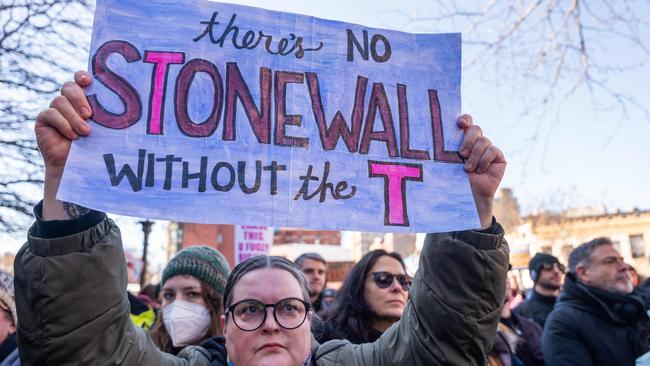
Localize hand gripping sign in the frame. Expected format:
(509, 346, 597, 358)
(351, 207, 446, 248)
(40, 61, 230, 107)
(58, 0, 480, 233)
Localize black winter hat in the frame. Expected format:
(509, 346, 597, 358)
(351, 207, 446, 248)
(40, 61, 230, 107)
(528, 252, 560, 282)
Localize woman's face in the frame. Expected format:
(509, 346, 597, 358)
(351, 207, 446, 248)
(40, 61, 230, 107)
(221, 268, 312, 366)
(161, 275, 206, 307)
(364, 256, 409, 323)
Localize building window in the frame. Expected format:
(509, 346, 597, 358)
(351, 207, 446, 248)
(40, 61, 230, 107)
(630, 234, 645, 258)
(175, 223, 184, 253)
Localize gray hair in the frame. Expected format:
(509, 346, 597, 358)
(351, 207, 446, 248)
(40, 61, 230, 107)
(568, 237, 614, 273)
(294, 252, 327, 267)
(223, 255, 310, 309)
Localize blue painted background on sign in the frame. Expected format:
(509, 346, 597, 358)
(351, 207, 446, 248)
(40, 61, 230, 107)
(58, 0, 480, 232)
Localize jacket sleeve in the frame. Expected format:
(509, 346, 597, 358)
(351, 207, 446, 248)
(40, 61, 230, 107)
(14, 212, 210, 366)
(542, 308, 595, 366)
(314, 222, 509, 366)
(514, 314, 544, 366)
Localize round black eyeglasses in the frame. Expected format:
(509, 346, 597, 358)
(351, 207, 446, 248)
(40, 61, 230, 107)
(225, 297, 311, 331)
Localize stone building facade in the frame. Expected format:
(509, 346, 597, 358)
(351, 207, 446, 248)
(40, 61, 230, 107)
(494, 189, 650, 278)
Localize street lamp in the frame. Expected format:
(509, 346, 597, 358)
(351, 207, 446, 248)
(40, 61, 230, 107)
(139, 220, 154, 289)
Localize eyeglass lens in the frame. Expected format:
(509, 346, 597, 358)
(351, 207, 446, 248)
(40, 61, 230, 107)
(373, 272, 412, 290)
(231, 298, 308, 331)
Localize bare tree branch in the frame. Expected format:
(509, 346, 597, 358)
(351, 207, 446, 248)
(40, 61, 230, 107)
(0, 0, 93, 233)
(405, 0, 649, 178)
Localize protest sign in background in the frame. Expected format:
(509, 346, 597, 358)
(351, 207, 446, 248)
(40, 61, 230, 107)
(58, 0, 480, 233)
(234, 225, 274, 264)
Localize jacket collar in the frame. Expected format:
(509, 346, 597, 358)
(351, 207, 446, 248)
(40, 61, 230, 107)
(530, 289, 557, 305)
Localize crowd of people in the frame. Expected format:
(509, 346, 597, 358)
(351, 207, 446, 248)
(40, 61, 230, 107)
(0, 69, 648, 366)
(496, 247, 650, 365)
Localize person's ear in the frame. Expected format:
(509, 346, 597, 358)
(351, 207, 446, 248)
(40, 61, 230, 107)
(575, 264, 589, 284)
(220, 314, 227, 335)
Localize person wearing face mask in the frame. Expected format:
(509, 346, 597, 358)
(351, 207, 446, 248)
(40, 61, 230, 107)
(314, 250, 411, 344)
(15, 69, 508, 365)
(149, 246, 231, 355)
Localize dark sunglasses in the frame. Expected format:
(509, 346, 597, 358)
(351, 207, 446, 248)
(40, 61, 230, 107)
(369, 271, 412, 291)
(540, 262, 566, 273)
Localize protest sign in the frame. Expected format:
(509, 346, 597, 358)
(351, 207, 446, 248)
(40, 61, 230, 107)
(58, 0, 480, 232)
(234, 225, 274, 264)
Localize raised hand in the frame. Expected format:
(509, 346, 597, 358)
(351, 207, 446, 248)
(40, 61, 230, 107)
(35, 71, 93, 220)
(35, 71, 93, 176)
(457, 114, 506, 229)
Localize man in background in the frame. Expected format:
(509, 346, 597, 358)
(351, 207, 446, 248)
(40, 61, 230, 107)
(295, 253, 336, 314)
(543, 237, 650, 365)
(514, 252, 564, 327)
(638, 260, 650, 297)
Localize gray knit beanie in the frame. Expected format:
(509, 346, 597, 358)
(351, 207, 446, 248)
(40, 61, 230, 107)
(162, 246, 231, 297)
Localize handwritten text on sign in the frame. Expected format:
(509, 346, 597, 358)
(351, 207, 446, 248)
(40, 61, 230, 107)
(58, 0, 480, 233)
(234, 226, 274, 264)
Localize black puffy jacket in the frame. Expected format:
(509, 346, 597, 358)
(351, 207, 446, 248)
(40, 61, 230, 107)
(542, 273, 650, 366)
(512, 290, 556, 328)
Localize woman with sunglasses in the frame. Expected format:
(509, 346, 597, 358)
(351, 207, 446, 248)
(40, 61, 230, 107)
(314, 250, 412, 344)
(15, 68, 509, 365)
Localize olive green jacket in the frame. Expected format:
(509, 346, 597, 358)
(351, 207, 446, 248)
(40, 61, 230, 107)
(312, 227, 509, 365)
(14, 217, 210, 366)
(15, 214, 508, 366)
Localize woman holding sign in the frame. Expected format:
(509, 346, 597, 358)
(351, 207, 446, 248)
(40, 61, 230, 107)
(14, 71, 508, 365)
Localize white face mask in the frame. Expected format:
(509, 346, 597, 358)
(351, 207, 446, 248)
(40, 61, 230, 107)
(163, 300, 211, 347)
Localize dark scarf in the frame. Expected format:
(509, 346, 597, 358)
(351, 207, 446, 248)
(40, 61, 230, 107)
(584, 284, 646, 324)
(589, 285, 650, 355)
